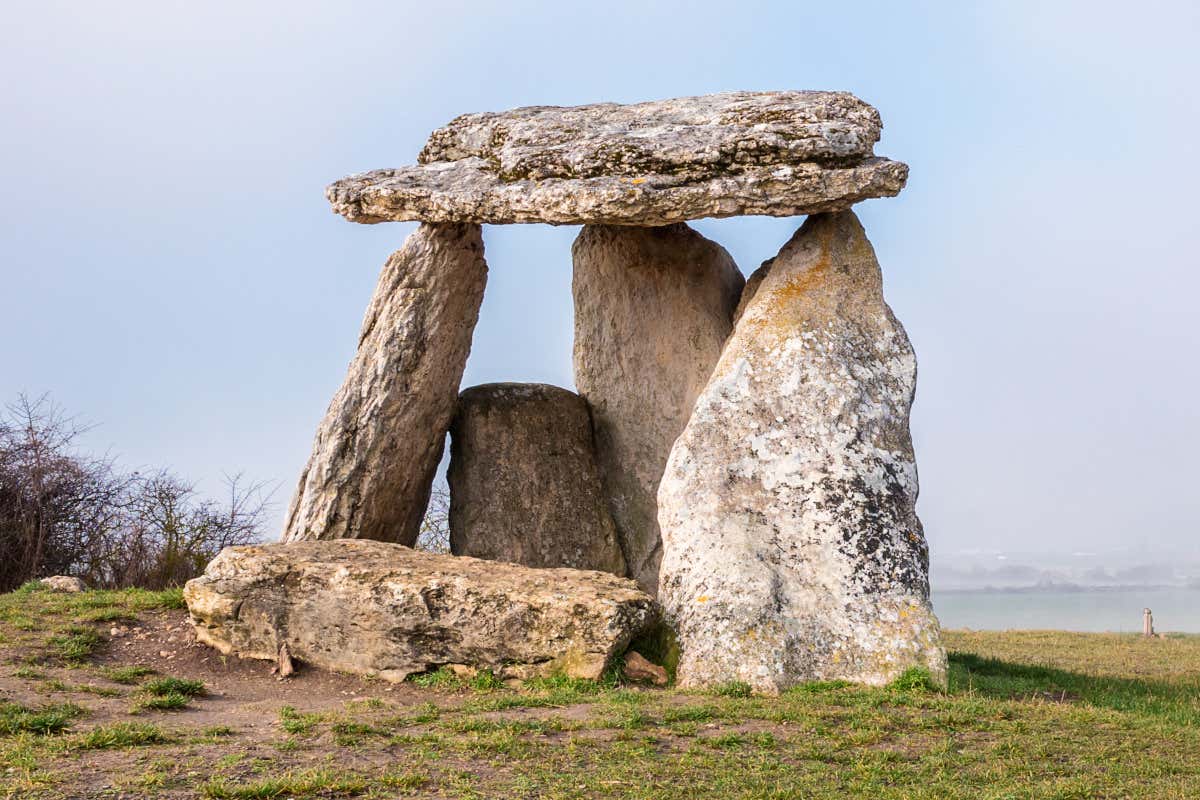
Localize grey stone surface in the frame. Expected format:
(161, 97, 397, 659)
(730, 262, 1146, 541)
(419, 90, 883, 178)
(573, 223, 744, 594)
(39, 576, 86, 593)
(447, 383, 625, 575)
(281, 223, 487, 546)
(657, 211, 945, 692)
(185, 540, 659, 682)
(326, 91, 907, 226)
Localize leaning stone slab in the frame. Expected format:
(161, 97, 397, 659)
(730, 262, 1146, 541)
(657, 211, 946, 693)
(448, 383, 626, 575)
(573, 223, 743, 593)
(185, 540, 659, 682)
(326, 91, 908, 226)
(281, 223, 487, 546)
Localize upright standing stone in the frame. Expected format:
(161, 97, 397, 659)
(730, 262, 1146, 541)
(448, 383, 626, 575)
(573, 223, 744, 593)
(281, 223, 487, 545)
(657, 211, 945, 692)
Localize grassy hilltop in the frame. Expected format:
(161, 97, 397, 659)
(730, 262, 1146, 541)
(1, 583, 1198, 799)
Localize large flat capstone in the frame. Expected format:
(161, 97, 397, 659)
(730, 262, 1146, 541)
(327, 91, 908, 226)
(185, 540, 659, 682)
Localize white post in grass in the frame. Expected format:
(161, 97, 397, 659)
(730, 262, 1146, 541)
(1143, 608, 1154, 637)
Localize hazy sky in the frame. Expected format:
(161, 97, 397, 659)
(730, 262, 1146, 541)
(3, 1, 1197, 560)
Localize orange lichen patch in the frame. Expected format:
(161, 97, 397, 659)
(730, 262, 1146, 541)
(695, 595, 710, 603)
(631, 177, 647, 185)
(738, 251, 832, 345)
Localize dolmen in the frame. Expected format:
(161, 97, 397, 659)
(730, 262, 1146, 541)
(185, 91, 946, 691)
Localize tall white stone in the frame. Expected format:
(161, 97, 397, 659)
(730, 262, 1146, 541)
(282, 223, 487, 546)
(657, 211, 945, 692)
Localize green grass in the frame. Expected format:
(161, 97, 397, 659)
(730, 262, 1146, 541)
(468, 668, 504, 691)
(278, 705, 322, 736)
(710, 680, 753, 698)
(11, 666, 45, 680)
(201, 769, 368, 799)
(67, 722, 172, 750)
(131, 676, 206, 712)
(3, 586, 1200, 798)
(409, 665, 463, 690)
(887, 665, 939, 692)
(136, 692, 190, 711)
(0, 701, 83, 735)
(103, 665, 156, 684)
(144, 676, 205, 697)
(46, 625, 103, 662)
(40, 678, 122, 697)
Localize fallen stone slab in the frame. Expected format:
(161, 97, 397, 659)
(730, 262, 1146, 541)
(281, 223, 487, 546)
(448, 382, 626, 575)
(573, 223, 743, 593)
(326, 91, 908, 226)
(657, 210, 946, 693)
(184, 540, 658, 682)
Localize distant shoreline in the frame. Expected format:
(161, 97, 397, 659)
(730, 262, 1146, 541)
(934, 584, 1200, 595)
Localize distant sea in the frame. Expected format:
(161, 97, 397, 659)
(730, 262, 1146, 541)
(931, 587, 1200, 633)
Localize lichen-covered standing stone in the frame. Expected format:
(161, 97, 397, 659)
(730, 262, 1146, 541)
(573, 223, 744, 593)
(281, 223, 487, 545)
(657, 211, 945, 692)
(448, 383, 626, 575)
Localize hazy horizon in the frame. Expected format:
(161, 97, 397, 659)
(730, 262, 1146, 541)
(3, 1, 1198, 564)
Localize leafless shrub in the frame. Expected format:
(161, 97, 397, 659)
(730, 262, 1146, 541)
(0, 394, 270, 592)
(77, 471, 271, 590)
(414, 482, 450, 554)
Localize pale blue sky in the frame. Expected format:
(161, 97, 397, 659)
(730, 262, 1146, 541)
(2, 1, 1197, 559)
